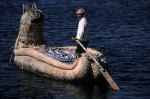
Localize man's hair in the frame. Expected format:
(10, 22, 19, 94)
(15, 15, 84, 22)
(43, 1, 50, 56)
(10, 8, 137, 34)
(76, 7, 85, 14)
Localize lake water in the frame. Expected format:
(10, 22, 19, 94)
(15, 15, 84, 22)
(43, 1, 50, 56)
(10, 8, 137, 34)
(0, 0, 150, 99)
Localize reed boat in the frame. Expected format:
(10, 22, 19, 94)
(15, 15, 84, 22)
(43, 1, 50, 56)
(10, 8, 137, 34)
(13, 4, 108, 82)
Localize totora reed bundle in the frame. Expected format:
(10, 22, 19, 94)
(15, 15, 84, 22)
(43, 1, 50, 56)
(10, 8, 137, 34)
(15, 3, 45, 49)
(13, 3, 108, 82)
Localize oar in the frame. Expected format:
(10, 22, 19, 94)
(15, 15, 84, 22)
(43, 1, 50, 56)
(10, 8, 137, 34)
(75, 39, 120, 91)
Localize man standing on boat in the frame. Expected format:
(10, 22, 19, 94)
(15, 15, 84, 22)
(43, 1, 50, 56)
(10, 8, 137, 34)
(73, 8, 89, 56)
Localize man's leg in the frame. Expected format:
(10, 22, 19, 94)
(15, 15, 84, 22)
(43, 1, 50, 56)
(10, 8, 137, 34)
(75, 41, 89, 56)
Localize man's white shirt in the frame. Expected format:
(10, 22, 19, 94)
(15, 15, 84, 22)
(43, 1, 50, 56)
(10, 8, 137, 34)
(76, 17, 88, 41)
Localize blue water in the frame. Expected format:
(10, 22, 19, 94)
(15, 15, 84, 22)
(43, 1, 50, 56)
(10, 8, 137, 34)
(0, 0, 150, 99)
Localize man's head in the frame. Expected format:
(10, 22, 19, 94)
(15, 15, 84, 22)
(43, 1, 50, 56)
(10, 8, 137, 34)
(76, 8, 84, 19)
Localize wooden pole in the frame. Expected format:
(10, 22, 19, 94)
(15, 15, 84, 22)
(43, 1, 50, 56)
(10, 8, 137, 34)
(76, 40, 120, 91)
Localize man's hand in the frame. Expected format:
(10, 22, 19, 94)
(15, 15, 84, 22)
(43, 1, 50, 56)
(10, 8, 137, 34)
(72, 37, 77, 41)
